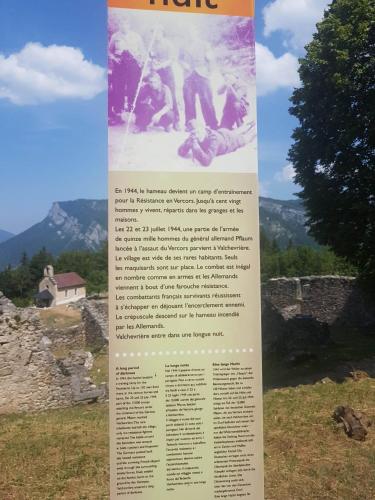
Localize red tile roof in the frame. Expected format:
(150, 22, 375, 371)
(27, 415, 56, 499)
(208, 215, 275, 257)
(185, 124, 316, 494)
(54, 272, 86, 289)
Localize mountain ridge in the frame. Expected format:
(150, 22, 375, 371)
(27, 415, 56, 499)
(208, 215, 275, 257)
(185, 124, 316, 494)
(0, 200, 108, 269)
(259, 196, 317, 248)
(0, 229, 14, 244)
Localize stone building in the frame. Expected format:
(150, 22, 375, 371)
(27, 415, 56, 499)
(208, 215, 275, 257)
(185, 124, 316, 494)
(0, 291, 106, 414)
(261, 276, 375, 356)
(35, 265, 86, 308)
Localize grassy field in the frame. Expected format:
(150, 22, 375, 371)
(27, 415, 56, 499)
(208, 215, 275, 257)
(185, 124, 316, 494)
(2, 313, 374, 499)
(39, 306, 82, 330)
(0, 377, 374, 499)
(0, 405, 109, 500)
(90, 347, 109, 386)
(264, 378, 375, 500)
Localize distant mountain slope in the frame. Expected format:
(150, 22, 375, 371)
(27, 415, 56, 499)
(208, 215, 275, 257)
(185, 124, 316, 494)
(0, 200, 108, 269)
(0, 196, 317, 270)
(0, 229, 14, 244)
(259, 197, 318, 248)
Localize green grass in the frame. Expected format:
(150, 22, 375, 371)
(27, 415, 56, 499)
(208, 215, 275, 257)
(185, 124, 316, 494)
(1, 328, 374, 499)
(0, 405, 109, 500)
(1, 379, 374, 499)
(39, 307, 82, 330)
(264, 379, 375, 500)
(90, 347, 109, 386)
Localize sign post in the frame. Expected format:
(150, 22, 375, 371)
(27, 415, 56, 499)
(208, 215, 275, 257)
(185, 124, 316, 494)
(108, 1, 264, 497)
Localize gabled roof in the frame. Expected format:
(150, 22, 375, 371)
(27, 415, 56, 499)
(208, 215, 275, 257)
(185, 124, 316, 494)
(54, 272, 86, 289)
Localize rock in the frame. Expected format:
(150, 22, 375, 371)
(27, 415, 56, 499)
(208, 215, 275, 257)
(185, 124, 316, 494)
(0, 292, 17, 314)
(40, 336, 52, 348)
(349, 370, 369, 381)
(19, 349, 32, 366)
(43, 324, 85, 351)
(0, 366, 13, 377)
(82, 298, 108, 347)
(320, 377, 334, 384)
(333, 406, 372, 441)
(262, 276, 375, 329)
(84, 352, 94, 370)
(281, 304, 301, 320)
(261, 302, 285, 354)
(0, 292, 106, 415)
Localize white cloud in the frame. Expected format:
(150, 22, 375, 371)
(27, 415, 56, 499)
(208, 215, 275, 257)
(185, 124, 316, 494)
(274, 163, 296, 183)
(259, 181, 271, 197)
(0, 43, 106, 105)
(256, 43, 299, 96)
(263, 0, 329, 51)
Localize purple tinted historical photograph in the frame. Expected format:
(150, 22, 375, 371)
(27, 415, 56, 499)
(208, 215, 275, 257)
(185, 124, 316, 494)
(108, 9, 257, 172)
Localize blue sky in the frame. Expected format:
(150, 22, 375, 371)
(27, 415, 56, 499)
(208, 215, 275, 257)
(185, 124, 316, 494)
(0, 0, 329, 234)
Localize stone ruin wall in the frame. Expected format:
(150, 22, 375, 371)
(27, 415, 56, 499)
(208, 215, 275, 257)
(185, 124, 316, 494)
(262, 276, 375, 328)
(1, 277, 373, 413)
(81, 298, 109, 348)
(0, 292, 106, 415)
(44, 324, 85, 352)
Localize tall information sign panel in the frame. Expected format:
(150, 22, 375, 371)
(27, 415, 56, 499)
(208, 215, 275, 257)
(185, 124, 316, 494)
(108, 1, 264, 498)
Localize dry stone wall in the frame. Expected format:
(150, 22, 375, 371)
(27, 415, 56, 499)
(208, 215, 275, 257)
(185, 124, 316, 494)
(263, 276, 375, 328)
(2, 276, 373, 413)
(261, 276, 375, 357)
(0, 292, 106, 414)
(44, 324, 85, 351)
(82, 298, 109, 348)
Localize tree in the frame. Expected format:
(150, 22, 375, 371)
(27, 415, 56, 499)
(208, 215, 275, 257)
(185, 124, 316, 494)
(54, 244, 108, 295)
(260, 228, 272, 253)
(0, 245, 108, 304)
(55, 250, 93, 277)
(0, 265, 16, 298)
(29, 247, 54, 284)
(12, 265, 32, 299)
(20, 252, 29, 267)
(289, 0, 375, 284)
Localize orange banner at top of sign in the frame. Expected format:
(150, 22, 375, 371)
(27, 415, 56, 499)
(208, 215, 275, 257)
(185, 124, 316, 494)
(108, 0, 254, 17)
